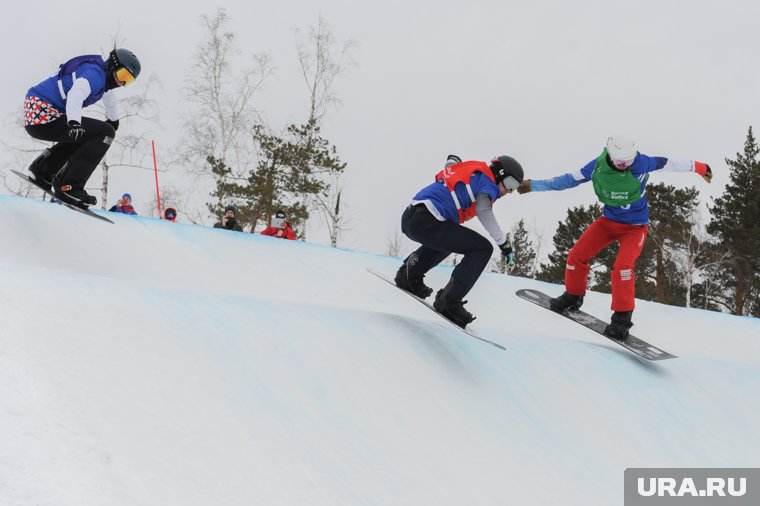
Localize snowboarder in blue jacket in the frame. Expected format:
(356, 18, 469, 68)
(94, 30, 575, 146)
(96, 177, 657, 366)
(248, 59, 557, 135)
(517, 134, 712, 339)
(23, 48, 141, 208)
(395, 155, 524, 328)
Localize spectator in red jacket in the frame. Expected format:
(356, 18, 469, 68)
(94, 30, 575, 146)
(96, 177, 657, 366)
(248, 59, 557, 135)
(260, 210, 297, 240)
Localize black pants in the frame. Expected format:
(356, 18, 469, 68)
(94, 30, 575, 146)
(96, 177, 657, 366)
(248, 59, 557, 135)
(25, 116, 115, 188)
(401, 204, 493, 300)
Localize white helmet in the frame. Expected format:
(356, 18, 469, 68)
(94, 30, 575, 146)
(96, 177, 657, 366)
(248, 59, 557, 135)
(606, 134, 637, 162)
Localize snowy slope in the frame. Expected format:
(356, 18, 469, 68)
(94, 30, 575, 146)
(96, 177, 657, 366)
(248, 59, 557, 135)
(0, 195, 758, 506)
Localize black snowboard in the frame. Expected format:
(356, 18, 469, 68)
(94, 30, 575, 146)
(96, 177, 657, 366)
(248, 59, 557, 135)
(516, 288, 676, 361)
(11, 170, 114, 224)
(368, 268, 505, 350)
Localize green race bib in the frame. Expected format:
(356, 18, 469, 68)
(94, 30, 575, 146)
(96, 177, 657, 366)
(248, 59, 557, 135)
(591, 149, 644, 206)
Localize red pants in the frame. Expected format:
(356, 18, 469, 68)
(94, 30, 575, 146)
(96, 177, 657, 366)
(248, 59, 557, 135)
(565, 216, 648, 312)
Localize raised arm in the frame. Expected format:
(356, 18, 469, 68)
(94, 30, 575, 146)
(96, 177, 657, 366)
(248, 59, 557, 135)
(518, 159, 596, 194)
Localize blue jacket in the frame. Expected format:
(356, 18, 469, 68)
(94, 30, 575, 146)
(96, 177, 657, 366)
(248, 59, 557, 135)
(531, 153, 669, 225)
(412, 172, 501, 223)
(26, 55, 108, 110)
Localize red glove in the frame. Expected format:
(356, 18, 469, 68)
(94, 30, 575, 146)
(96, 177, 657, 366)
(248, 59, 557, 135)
(695, 162, 712, 183)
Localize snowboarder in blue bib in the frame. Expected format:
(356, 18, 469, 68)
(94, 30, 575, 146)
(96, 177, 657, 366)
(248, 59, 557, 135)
(517, 135, 712, 339)
(23, 48, 141, 208)
(395, 155, 524, 328)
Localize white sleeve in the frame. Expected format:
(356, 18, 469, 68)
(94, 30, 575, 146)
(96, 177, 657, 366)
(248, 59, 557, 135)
(475, 193, 507, 245)
(64, 77, 91, 123)
(661, 158, 696, 173)
(102, 90, 120, 121)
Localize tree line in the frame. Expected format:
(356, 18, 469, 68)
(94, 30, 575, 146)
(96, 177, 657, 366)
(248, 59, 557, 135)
(503, 127, 760, 317)
(180, 9, 353, 241)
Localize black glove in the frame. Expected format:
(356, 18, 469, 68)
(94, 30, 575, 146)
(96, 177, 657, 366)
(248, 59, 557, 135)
(499, 240, 514, 266)
(226, 217, 238, 229)
(106, 119, 119, 132)
(67, 120, 85, 141)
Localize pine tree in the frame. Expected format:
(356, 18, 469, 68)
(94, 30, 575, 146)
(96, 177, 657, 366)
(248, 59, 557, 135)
(536, 204, 612, 285)
(506, 219, 537, 277)
(640, 183, 701, 306)
(706, 126, 760, 316)
(209, 119, 346, 234)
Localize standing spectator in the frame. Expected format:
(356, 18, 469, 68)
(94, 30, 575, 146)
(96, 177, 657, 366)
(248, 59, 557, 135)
(260, 210, 297, 240)
(108, 193, 138, 215)
(163, 207, 177, 222)
(213, 204, 243, 232)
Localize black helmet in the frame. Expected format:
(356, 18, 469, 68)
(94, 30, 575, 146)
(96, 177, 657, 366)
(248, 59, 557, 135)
(489, 155, 524, 188)
(107, 48, 141, 80)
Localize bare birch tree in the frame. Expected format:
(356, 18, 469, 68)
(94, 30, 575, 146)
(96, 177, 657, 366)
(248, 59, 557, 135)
(386, 228, 405, 257)
(181, 8, 272, 177)
(294, 15, 356, 246)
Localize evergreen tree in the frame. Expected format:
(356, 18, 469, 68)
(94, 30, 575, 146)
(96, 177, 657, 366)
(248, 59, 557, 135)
(706, 127, 760, 316)
(640, 183, 701, 306)
(536, 204, 614, 285)
(506, 219, 537, 277)
(690, 240, 732, 312)
(209, 119, 346, 233)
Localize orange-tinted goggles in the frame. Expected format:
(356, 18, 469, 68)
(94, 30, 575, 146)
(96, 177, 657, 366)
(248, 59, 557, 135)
(114, 67, 136, 87)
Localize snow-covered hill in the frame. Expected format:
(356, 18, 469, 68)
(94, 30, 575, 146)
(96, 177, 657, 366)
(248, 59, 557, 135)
(1, 195, 758, 505)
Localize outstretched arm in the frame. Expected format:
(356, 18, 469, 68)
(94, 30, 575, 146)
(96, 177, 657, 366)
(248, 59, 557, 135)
(655, 157, 712, 183)
(518, 159, 596, 193)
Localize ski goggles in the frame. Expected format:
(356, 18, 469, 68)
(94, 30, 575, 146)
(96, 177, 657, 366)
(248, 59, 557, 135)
(502, 175, 522, 191)
(114, 67, 136, 87)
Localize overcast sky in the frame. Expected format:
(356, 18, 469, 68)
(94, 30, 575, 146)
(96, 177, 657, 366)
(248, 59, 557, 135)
(2, 0, 758, 255)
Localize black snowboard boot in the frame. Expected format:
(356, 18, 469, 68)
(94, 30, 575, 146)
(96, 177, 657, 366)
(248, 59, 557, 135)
(52, 164, 97, 208)
(433, 284, 475, 329)
(394, 255, 433, 299)
(549, 291, 584, 313)
(28, 148, 55, 191)
(604, 311, 633, 340)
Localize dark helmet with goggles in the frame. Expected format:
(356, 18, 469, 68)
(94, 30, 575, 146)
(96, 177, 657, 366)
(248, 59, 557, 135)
(107, 48, 141, 86)
(489, 155, 524, 190)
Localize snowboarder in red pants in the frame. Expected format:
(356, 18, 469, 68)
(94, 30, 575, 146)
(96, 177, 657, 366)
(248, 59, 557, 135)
(517, 135, 712, 340)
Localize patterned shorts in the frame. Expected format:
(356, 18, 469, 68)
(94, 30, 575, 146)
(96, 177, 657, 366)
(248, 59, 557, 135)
(24, 96, 62, 126)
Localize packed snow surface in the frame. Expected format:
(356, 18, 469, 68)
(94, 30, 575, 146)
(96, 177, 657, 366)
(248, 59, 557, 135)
(1, 195, 758, 505)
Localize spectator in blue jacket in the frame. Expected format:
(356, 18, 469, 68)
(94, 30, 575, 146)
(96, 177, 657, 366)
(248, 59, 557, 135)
(109, 193, 138, 215)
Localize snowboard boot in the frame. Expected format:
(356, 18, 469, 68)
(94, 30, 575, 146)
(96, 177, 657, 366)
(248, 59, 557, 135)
(433, 282, 475, 329)
(28, 149, 55, 192)
(604, 311, 633, 340)
(549, 291, 584, 313)
(54, 185, 97, 208)
(394, 254, 433, 299)
(52, 164, 97, 208)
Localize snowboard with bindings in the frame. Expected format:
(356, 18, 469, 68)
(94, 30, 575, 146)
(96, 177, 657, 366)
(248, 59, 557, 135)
(368, 267, 506, 351)
(11, 170, 114, 224)
(515, 288, 676, 361)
